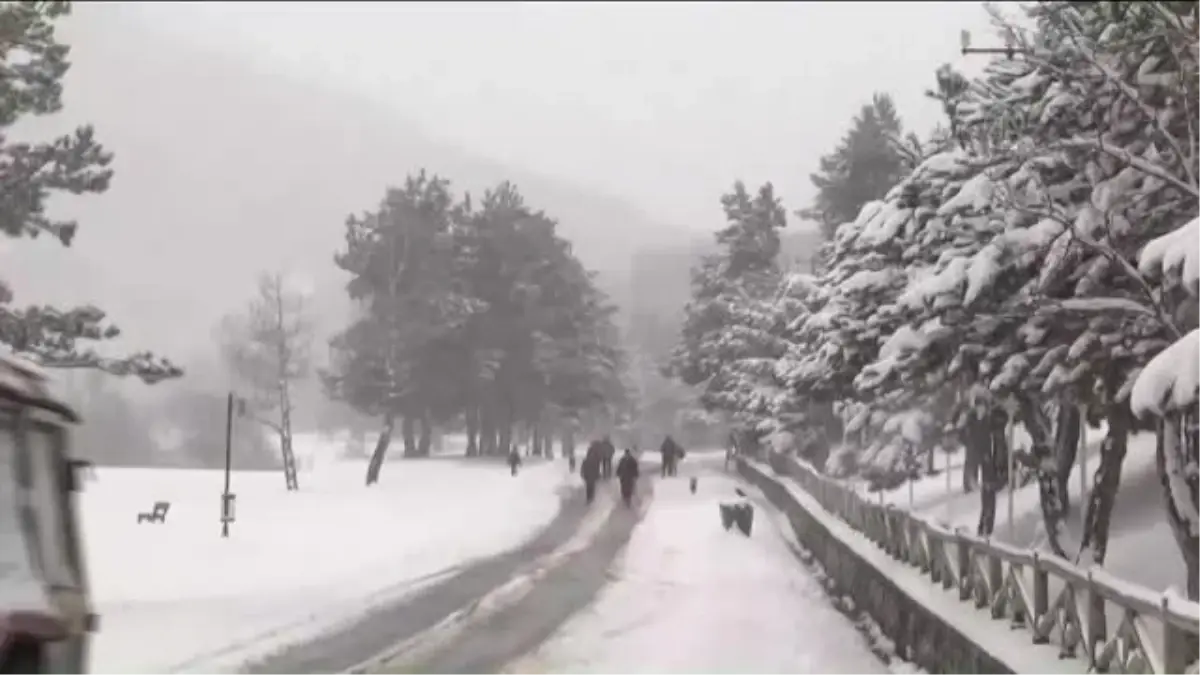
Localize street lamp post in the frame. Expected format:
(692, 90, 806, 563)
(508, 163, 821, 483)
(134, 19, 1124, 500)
(221, 392, 244, 538)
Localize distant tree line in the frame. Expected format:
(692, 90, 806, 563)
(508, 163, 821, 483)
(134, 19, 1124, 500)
(322, 173, 630, 485)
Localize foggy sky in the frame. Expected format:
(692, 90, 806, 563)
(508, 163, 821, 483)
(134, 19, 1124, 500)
(124, 1, 1003, 233)
(5, 2, 1014, 404)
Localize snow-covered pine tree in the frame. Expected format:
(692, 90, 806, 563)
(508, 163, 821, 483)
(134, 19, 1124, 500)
(1106, 0, 1200, 598)
(881, 0, 1197, 556)
(778, 182, 936, 484)
(667, 182, 788, 451)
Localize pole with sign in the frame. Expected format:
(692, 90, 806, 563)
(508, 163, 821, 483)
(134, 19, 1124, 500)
(221, 392, 241, 538)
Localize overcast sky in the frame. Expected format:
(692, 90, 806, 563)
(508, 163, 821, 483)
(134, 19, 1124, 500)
(126, 1, 1004, 233)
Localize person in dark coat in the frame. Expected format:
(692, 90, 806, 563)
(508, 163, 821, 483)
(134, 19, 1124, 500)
(507, 447, 522, 476)
(598, 436, 616, 480)
(660, 435, 682, 478)
(615, 448, 640, 508)
(581, 440, 604, 503)
(725, 431, 739, 472)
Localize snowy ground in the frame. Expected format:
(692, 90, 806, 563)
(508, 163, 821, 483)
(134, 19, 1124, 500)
(82, 447, 571, 673)
(858, 431, 1185, 594)
(507, 464, 886, 674)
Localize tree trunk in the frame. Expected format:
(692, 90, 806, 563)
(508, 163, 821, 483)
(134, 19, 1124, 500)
(497, 404, 513, 456)
(532, 426, 543, 458)
(963, 425, 981, 493)
(480, 405, 496, 455)
(276, 379, 300, 491)
(365, 413, 395, 486)
(1158, 411, 1200, 601)
(1056, 403, 1081, 512)
(562, 428, 576, 459)
(1019, 397, 1070, 557)
(1078, 401, 1130, 566)
(402, 415, 418, 457)
(466, 406, 479, 457)
(417, 411, 432, 457)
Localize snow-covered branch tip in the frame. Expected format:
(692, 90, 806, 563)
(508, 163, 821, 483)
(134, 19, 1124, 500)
(1138, 216, 1200, 298)
(35, 350, 184, 385)
(1129, 328, 1199, 418)
(1048, 297, 1158, 318)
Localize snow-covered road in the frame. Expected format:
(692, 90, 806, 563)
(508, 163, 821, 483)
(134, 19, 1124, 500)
(508, 464, 886, 673)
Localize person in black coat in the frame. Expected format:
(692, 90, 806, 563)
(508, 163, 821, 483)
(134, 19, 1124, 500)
(660, 435, 684, 478)
(615, 448, 640, 507)
(507, 447, 522, 476)
(598, 436, 616, 480)
(581, 440, 604, 504)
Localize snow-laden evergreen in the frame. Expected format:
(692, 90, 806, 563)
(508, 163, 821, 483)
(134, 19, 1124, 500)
(670, 1, 1198, 597)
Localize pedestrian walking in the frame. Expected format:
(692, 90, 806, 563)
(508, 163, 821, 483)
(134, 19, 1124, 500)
(581, 440, 603, 504)
(659, 435, 684, 478)
(507, 447, 522, 476)
(616, 448, 640, 508)
(598, 435, 616, 480)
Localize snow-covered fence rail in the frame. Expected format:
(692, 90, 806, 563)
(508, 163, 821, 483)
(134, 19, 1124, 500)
(757, 452, 1199, 674)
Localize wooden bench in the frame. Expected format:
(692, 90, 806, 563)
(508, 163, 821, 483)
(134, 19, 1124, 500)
(136, 501, 170, 524)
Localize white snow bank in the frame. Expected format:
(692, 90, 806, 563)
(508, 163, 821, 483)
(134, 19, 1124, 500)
(509, 474, 886, 674)
(84, 455, 569, 673)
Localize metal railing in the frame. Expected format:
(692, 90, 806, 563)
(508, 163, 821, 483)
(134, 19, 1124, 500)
(755, 452, 1200, 674)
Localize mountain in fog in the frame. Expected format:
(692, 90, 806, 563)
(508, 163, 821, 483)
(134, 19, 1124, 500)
(3, 4, 689, 406)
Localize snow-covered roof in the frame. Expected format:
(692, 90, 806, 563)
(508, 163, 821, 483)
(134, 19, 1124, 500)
(0, 351, 78, 422)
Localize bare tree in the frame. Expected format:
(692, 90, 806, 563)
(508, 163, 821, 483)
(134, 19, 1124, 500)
(219, 272, 313, 491)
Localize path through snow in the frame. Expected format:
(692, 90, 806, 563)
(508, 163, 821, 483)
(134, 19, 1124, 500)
(508, 464, 885, 673)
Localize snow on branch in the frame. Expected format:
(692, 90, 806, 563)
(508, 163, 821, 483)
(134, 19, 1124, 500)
(1130, 328, 1199, 418)
(1050, 297, 1159, 318)
(1138, 216, 1200, 297)
(30, 350, 183, 385)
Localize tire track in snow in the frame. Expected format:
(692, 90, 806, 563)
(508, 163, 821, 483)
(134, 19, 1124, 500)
(384, 478, 656, 674)
(237, 480, 591, 674)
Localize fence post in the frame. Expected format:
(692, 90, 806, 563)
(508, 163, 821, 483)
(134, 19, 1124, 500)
(916, 520, 931, 573)
(957, 531, 972, 601)
(1161, 595, 1194, 674)
(986, 545, 1003, 615)
(1084, 569, 1106, 669)
(1032, 551, 1049, 644)
(929, 530, 942, 584)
